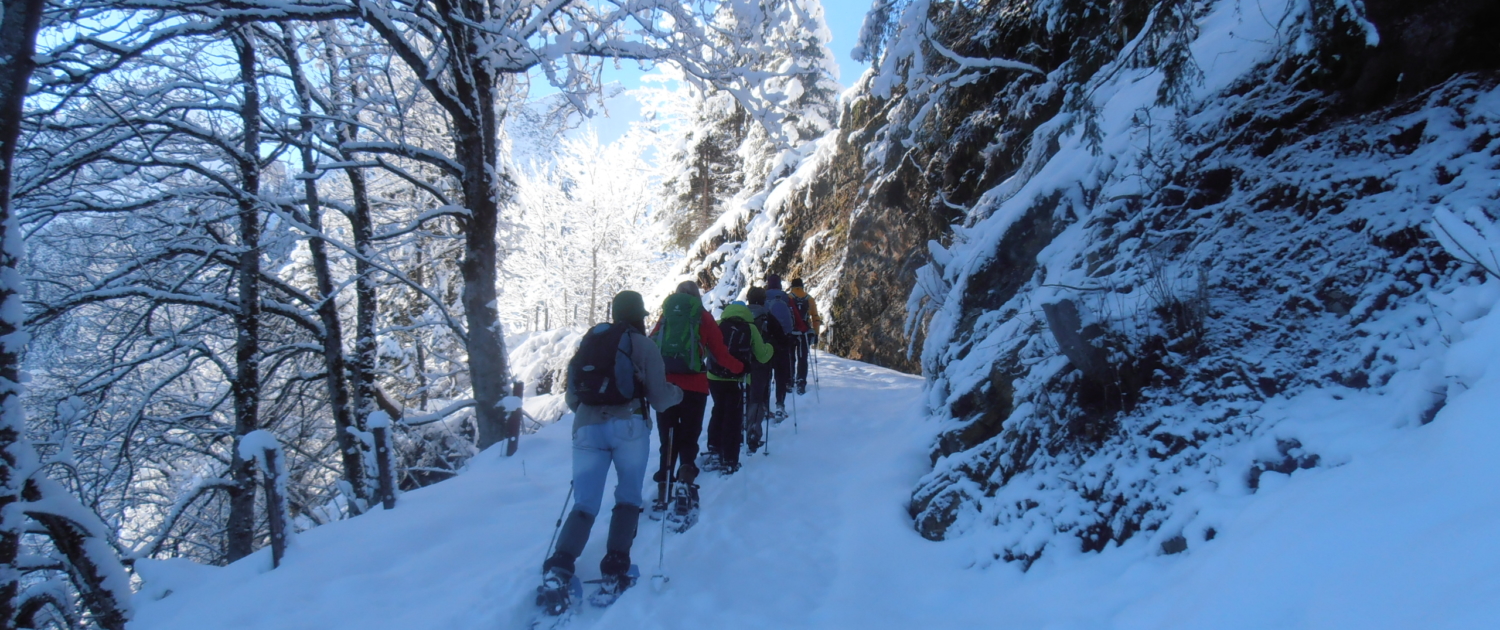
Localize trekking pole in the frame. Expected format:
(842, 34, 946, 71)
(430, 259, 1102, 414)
(543, 482, 575, 574)
(791, 386, 799, 434)
(741, 380, 749, 457)
(652, 426, 674, 592)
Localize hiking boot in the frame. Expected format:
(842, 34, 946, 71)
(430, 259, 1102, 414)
(795, 383, 806, 395)
(541, 551, 576, 577)
(747, 440, 762, 454)
(600, 550, 633, 581)
(720, 462, 740, 476)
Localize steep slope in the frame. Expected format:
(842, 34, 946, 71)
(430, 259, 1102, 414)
(126, 344, 1500, 629)
(672, 0, 1500, 563)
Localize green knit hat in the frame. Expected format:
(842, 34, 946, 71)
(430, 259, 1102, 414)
(611, 290, 648, 323)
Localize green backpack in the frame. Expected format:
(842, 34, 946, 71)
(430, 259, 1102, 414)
(654, 292, 703, 374)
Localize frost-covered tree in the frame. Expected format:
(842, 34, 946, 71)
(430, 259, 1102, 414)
(349, 0, 781, 450)
(507, 129, 668, 330)
(654, 0, 841, 251)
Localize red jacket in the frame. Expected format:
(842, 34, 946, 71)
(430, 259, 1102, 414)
(651, 309, 742, 394)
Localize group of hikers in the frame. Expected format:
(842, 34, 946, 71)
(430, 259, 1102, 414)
(535, 274, 822, 613)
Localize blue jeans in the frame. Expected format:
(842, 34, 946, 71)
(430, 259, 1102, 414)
(572, 416, 651, 515)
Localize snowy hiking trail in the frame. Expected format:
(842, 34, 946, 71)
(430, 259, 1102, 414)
(129, 354, 944, 630)
(130, 352, 1500, 630)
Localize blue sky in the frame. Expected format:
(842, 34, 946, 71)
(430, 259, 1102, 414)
(820, 0, 874, 86)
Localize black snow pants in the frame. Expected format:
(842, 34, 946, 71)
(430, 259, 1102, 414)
(770, 341, 793, 408)
(793, 332, 811, 390)
(707, 379, 746, 468)
(745, 362, 772, 450)
(654, 390, 707, 485)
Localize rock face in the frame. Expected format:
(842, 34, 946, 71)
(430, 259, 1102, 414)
(681, 87, 948, 374)
(681, 0, 1500, 564)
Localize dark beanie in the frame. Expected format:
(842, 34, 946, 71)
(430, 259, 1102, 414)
(790, 278, 804, 288)
(747, 286, 767, 305)
(611, 291, 648, 327)
(766, 274, 782, 290)
(676, 280, 700, 296)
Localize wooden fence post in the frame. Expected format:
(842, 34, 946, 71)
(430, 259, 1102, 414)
(261, 447, 288, 568)
(373, 423, 396, 509)
(505, 380, 524, 456)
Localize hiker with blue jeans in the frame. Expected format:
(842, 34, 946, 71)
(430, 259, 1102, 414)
(542, 291, 683, 589)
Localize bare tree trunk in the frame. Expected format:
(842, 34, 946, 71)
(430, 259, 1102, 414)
(452, 67, 511, 451)
(415, 340, 430, 411)
(318, 30, 384, 498)
(283, 29, 367, 514)
(226, 28, 262, 563)
(346, 102, 383, 501)
(0, 0, 46, 619)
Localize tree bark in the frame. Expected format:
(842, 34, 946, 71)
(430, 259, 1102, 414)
(451, 57, 510, 451)
(345, 98, 381, 495)
(225, 29, 262, 563)
(0, 0, 46, 620)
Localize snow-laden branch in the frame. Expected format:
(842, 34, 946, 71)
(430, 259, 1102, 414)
(926, 35, 1045, 76)
(258, 204, 469, 343)
(399, 399, 476, 426)
(1431, 206, 1500, 278)
(123, 477, 236, 563)
(340, 141, 464, 177)
(17, 476, 133, 630)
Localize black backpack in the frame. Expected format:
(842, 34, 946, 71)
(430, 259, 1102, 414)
(706, 319, 755, 379)
(570, 323, 641, 406)
(753, 311, 786, 346)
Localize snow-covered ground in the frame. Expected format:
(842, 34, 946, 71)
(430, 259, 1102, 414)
(130, 349, 1500, 629)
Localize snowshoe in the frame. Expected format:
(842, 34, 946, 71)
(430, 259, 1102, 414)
(586, 564, 640, 608)
(698, 452, 722, 473)
(772, 408, 787, 424)
(666, 482, 699, 533)
(534, 568, 583, 617)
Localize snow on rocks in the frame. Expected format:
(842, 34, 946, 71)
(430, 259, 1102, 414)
(904, 0, 1500, 567)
